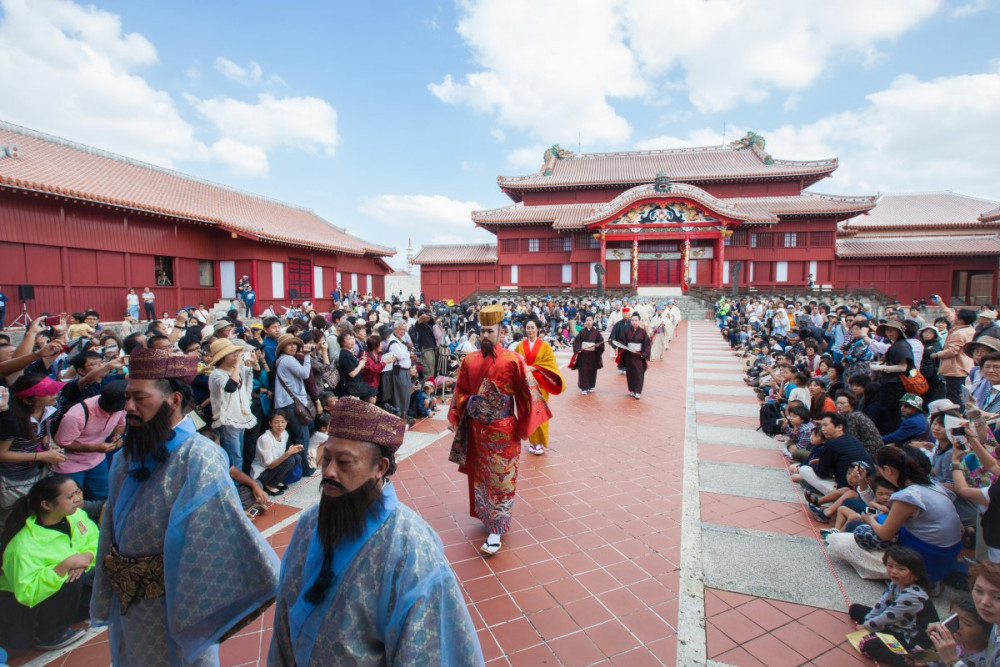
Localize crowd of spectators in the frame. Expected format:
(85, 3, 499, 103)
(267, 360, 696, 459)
(724, 292, 1000, 662)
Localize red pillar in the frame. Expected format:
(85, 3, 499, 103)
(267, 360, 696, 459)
(599, 231, 607, 281)
(715, 234, 726, 288)
(631, 236, 639, 288)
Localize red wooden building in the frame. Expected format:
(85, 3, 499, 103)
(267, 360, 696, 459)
(836, 192, 1000, 305)
(0, 122, 393, 322)
(416, 136, 1000, 304)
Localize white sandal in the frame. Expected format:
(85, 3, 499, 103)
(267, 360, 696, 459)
(480, 536, 502, 556)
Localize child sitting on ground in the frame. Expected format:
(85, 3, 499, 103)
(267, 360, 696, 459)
(824, 477, 896, 535)
(307, 414, 330, 470)
(848, 546, 939, 664)
(806, 460, 866, 523)
(789, 428, 825, 485)
(778, 403, 814, 462)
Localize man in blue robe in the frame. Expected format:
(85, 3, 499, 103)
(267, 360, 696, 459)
(91, 348, 279, 665)
(269, 397, 483, 666)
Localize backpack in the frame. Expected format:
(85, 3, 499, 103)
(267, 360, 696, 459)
(50, 395, 90, 442)
(759, 402, 784, 436)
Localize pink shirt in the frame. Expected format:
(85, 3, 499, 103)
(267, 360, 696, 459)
(52, 396, 125, 474)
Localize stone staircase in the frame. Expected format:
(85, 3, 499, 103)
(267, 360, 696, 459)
(671, 295, 711, 321)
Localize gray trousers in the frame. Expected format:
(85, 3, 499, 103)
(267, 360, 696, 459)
(391, 367, 412, 417)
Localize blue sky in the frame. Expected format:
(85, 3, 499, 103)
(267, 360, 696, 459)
(1, 0, 998, 267)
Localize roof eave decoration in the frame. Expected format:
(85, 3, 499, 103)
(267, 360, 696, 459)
(581, 182, 772, 228)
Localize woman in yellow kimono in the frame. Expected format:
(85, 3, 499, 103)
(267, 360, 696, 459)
(516, 319, 565, 455)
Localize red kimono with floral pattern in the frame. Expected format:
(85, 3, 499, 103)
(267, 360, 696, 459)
(448, 347, 551, 533)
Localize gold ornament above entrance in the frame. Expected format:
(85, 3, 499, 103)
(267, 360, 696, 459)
(611, 201, 719, 226)
(607, 247, 714, 260)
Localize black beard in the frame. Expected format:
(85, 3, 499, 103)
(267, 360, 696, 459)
(123, 402, 174, 471)
(480, 339, 494, 356)
(317, 477, 383, 549)
(305, 477, 383, 605)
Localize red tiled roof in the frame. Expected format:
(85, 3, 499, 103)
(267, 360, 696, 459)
(473, 203, 594, 229)
(412, 243, 497, 265)
(841, 191, 1000, 232)
(0, 121, 393, 257)
(473, 187, 875, 230)
(836, 234, 1000, 258)
(498, 144, 837, 193)
(981, 205, 1000, 223)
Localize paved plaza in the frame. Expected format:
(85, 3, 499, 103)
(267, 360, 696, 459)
(22, 321, 881, 667)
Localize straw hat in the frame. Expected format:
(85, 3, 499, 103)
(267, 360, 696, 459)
(963, 336, 1000, 358)
(209, 338, 244, 366)
(276, 333, 303, 355)
(875, 320, 906, 338)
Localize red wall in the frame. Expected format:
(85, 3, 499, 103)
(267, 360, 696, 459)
(835, 256, 997, 303)
(420, 264, 498, 302)
(0, 192, 389, 320)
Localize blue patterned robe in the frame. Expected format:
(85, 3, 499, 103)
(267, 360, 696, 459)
(91, 417, 280, 665)
(268, 481, 483, 666)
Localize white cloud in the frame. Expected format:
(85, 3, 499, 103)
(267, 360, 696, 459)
(189, 93, 340, 174)
(432, 0, 942, 144)
(490, 128, 505, 142)
(0, 0, 339, 178)
(782, 94, 802, 112)
(431, 233, 466, 244)
(634, 127, 738, 151)
(951, 0, 990, 17)
(363, 194, 484, 228)
(636, 69, 1000, 199)
(214, 57, 263, 85)
(429, 0, 645, 145)
(506, 145, 547, 170)
(0, 0, 208, 167)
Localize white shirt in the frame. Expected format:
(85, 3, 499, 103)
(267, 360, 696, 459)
(194, 308, 210, 325)
(253, 429, 289, 478)
(142, 290, 155, 303)
(382, 334, 411, 371)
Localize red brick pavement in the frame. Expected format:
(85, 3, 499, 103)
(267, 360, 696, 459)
(36, 326, 689, 666)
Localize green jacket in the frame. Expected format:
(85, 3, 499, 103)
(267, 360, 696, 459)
(0, 508, 99, 607)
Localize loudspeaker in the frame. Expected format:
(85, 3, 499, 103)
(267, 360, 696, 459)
(18, 284, 34, 301)
(288, 288, 298, 299)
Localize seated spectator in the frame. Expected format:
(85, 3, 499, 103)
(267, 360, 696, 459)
(0, 475, 97, 651)
(827, 445, 962, 586)
(926, 598, 991, 666)
(806, 377, 836, 420)
(198, 428, 268, 518)
(307, 413, 330, 470)
(409, 381, 436, 419)
(826, 477, 896, 535)
(833, 391, 884, 461)
(52, 382, 126, 501)
(797, 412, 873, 496)
(252, 411, 301, 496)
(807, 460, 876, 524)
(848, 546, 939, 664)
(778, 403, 814, 462)
(881, 393, 929, 445)
(825, 362, 845, 398)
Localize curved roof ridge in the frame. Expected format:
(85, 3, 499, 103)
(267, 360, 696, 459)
(581, 181, 772, 225)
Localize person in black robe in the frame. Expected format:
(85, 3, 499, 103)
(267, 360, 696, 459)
(609, 308, 631, 374)
(572, 313, 605, 393)
(621, 313, 651, 398)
